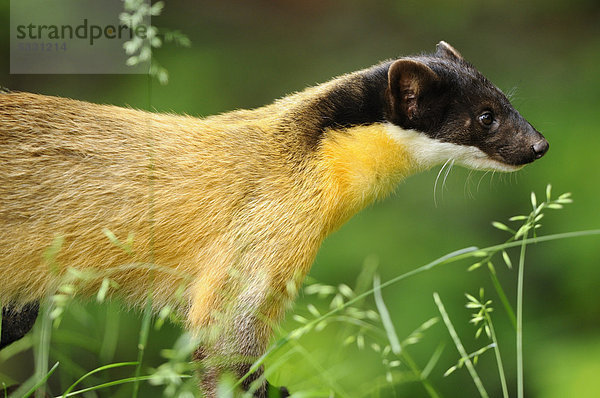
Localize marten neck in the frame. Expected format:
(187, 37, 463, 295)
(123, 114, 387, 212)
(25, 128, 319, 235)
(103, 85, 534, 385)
(317, 123, 428, 230)
(314, 62, 392, 132)
(278, 61, 393, 152)
(301, 63, 453, 231)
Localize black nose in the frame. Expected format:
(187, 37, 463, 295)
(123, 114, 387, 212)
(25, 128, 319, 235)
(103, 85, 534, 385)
(532, 139, 549, 159)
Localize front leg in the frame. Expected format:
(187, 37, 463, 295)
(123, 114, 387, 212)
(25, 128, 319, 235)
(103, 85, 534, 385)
(189, 274, 291, 397)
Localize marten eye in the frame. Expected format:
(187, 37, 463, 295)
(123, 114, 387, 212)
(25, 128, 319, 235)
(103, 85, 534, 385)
(479, 111, 494, 127)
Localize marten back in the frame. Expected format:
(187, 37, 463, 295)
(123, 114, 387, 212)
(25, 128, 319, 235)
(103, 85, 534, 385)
(0, 92, 328, 317)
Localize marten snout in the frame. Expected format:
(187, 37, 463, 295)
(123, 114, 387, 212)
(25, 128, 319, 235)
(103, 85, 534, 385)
(532, 137, 549, 159)
(503, 126, 549, 166)
(520, 123, 549, 164)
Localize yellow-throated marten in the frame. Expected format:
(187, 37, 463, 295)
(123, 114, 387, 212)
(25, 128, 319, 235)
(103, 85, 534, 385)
(0, 42, 548, 396)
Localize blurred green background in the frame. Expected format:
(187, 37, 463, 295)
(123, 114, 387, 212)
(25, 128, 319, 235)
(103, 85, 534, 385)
(1, 0, 599, 397)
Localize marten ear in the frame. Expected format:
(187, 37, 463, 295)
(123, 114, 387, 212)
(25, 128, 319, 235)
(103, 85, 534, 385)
(435, 41, 463, 61)
(387, 59, 439, 121)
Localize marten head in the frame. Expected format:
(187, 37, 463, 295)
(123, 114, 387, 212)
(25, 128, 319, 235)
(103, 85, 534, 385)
(385, 41, 548, 171)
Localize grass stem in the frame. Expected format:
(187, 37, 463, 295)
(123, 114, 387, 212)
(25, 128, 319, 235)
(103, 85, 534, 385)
(484, 313, 509, 398)
(488, 270, 517, 330)
(434, 293, 488, 398)
(516, 230, 528, 398)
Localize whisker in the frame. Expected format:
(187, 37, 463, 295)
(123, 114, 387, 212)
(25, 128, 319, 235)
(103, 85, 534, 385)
(477, 170, 490, 192)
(464, 169, 475, 199)
(434, 159, 452, 207)
(505, 86, 519, 102)
(442, 159, 455, 193)
(469, 171, 476, 198)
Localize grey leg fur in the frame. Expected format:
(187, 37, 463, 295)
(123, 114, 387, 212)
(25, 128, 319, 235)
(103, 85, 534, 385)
(193, 314, 290, 397)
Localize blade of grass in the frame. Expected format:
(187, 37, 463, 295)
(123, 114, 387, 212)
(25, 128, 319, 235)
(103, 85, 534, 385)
(132, 292, 154, 398)
(61, 362, 138, 396)
(434, 293, 488, 398)
(33, 302, 53, 398)
(373, 274, 401, 355)
(484, 314, 508, 398)
(0, 334, 33, 361)
(60, 374, 190, 397)
(516, 230, 528, 398)
(488, 268, 517, 330)
(99, 303, 121, 364)
(22, 362, 59, 398)
(49, 348, 91, 387)
(401, 349, 442, 398)
(421, 343, 444, 379)
(374, 274, 441, 398)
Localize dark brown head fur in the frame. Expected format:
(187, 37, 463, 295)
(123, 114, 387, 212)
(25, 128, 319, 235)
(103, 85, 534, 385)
(385, 41, 549, 166)
(302, 41, 548, 168)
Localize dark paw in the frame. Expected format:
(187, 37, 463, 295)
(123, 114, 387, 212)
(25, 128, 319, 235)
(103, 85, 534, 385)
(1, 301, 40, 350)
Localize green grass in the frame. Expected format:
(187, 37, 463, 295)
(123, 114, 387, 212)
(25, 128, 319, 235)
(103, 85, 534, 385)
(5, 186, 596, 397)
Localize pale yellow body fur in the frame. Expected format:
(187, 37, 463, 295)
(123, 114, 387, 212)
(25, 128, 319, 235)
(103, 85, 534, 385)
(0, 80, 420, 323)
